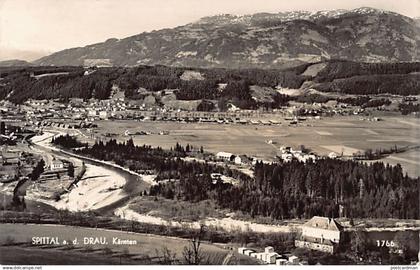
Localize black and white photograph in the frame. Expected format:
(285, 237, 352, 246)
(0, 0, 419, 268)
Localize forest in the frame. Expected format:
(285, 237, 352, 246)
(398, 102, 420, 115)
(0, 65, 306, 106)
(60, 137, 249, 184)
(313, 61, 420, 83)
(152, 160, 419, 220)
(337, 97, 391, 108)
(316, 74, 420, 96)
(51, 134, 88, 148)
(52, 135, 419, 221)
(1, 60, 419, 105)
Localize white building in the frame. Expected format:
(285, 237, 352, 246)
(234, 156, 242, 165)
(295, 216, 344, 254)
(328, 152, 338, 159)
(50, 159, 64, 170)
(216, 152, 234, 161)
(239, 246, 280, 264)
(99, 111, 108, 120)
(244, 249, 255, 256)
(276, 258, 288, 265)
(288, 255, 299, 264)
(88, 110, 97, 117)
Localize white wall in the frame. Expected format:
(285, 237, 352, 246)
(302, 227, 340, 243)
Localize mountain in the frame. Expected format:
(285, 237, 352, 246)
(0, 59, 33, 67)
(34, 7, 420, 68)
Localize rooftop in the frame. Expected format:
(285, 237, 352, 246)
(303, 216, 344, 231)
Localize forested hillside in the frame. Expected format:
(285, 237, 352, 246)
(311, 61, 420, 95)
(0, 65, 306, 106)
(1, 61, 419, 105)
(152, 159, 419, 220)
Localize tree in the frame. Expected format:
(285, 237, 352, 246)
(351, 229, 368, 257)
(0, 121, 5, 135)
(156, 247, 177, 265)
(183, 225, 207, 265)
(67, 163, 75, 178)
(29, 159, 45, 181)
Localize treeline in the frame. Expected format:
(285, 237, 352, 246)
(51, 134, 88, 148)
(356, 146, 410, 160)
(0, 67, 115, 103)
(313, 61, 420, 83)
(153, 159, 419, 220)
(74, 139, 249, 184)
(0, 65, 307, 106)
(308, 60, 420, 96)
(399, 102, 420, 115)
(316, 74, 420, 96)
(337, 96, 391, 108)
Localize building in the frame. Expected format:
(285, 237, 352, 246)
(276, 258, 288, 265)
(233, 156, 242, 165)
(216, 152, 234, 162)
(328, 152, 338, 159)
(50, 159, 64, 170)
(295, 216, 344, 254)
(1, 152, 21, 165)
(99, 111, 108, 120)
(88, 110, 97, 117)
(288, 255, 299, 264)
(238, 246, 280, 264)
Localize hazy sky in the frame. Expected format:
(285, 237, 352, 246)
(1, 0, 419, 61)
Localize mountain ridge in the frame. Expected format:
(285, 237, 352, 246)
(34, 7, 420, 68)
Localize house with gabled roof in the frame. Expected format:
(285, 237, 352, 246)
(295, 216, 344, 254)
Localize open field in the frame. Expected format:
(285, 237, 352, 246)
(0, 246, 133, 265)
(0, 223, 256, 265)
(91, 116, 420, 176)
(379, 149, 420, 177)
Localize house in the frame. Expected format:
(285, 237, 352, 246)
(88, 110, 97, 117)
(265, 252, 278, 264)
(295, 216, 344, 254)
(1, 152, 21, 165)
(237, 247, 248, 254)
(216, 152, 234, 162)
(50, 159, 64, 170)
(328, 152, 338, 159)
(288, 255, 299, 264)
(276, 258, 288, 265)
(99, 111, 108, 120)
(244, 249, 255, 256)
(239, 246, 280, 264)
(233, 156, 242, 165)
(264, 246, 274, 253)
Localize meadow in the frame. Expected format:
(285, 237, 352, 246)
(92, 116, 420, 177)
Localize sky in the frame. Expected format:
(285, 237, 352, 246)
(0, 0, 419, 61)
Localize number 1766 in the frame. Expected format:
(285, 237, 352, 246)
(376, 240, 395, 247)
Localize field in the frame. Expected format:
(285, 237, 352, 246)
(0, 223, 257, 265)
(0, 246, 131, 265)
(91, 116, 420, 177)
